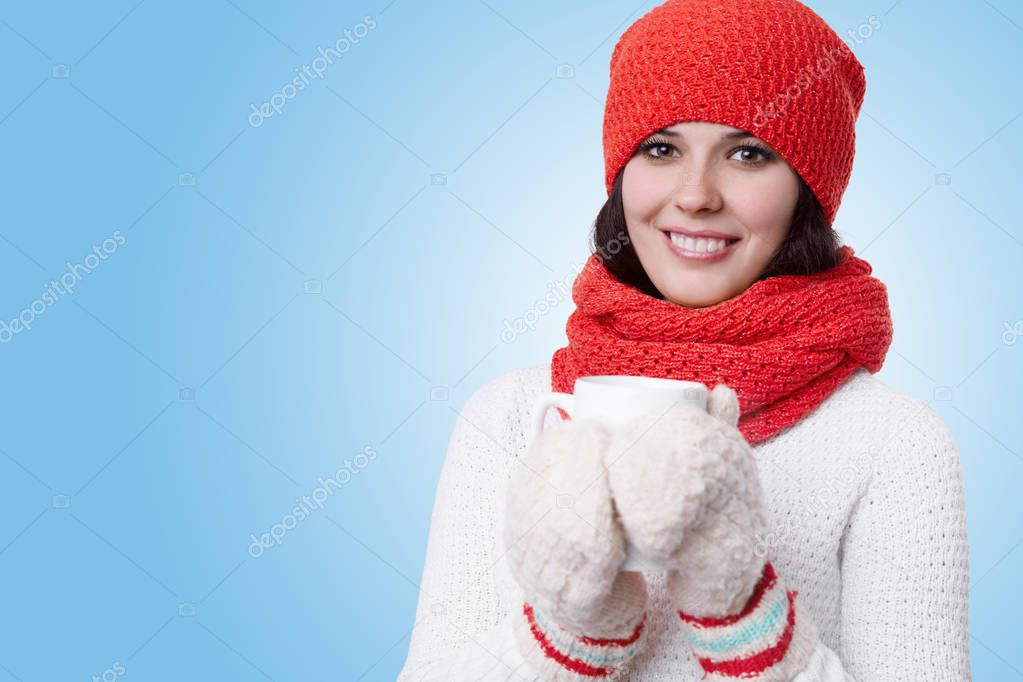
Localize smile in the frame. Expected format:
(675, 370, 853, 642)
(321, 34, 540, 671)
(662, 230, 740, 262)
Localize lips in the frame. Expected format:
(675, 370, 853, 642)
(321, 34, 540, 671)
(662, 229, 739, 262)
(661, 227, 741, 241)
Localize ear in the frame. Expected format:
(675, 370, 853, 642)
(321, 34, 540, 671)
(707, 383, 740, 427)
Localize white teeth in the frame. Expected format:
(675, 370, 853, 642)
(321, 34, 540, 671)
(670, 233, 729, 253)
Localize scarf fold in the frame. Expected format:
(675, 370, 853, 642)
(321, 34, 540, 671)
(550, 245, 893, 445)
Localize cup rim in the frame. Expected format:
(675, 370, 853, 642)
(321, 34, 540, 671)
(576, 374, 707, 392)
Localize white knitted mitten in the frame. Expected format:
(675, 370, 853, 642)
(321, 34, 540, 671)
(605, 385, 818, 680)
(504, 418, 649, 682)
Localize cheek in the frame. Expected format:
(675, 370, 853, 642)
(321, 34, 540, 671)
(622, 161, 667, 220)
(726, 172, 798, 243)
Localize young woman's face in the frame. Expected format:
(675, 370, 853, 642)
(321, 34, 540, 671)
(621, 121, 801, 308)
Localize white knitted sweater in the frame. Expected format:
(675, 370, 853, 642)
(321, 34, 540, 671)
(397, 364, 971, 681)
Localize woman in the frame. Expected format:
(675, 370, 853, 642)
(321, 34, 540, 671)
(397, 0, 970, 679)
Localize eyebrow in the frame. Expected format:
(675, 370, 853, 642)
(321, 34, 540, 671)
(653, 128, 754, 139)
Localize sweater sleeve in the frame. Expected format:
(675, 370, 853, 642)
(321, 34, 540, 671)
(396, 372, 542, 682)
(833, 398, 971, 679)
(675, 398, 971, 681)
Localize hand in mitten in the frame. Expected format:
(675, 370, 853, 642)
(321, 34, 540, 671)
(504, 418, 649, 682)
(605, 385, 818, 680)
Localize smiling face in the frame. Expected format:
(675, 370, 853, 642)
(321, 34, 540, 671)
(621, 121, 802, 308)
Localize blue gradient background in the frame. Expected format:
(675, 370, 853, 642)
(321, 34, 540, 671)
(0, 1, 1020, 680)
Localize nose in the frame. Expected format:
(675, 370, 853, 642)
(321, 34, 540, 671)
(671, 161, 723, 214)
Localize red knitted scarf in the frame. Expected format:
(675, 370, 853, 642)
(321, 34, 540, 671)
(550, 245, 893, 445)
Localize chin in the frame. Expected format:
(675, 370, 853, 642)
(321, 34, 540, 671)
(647, 269, 725, 307)
(669, 297, 722, 308)
(658, 286, 729, 308)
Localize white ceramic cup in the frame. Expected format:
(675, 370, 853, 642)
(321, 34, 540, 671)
(528, 375, 709, 572)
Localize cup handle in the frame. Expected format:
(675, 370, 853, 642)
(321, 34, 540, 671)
(529, 392, 574, 446)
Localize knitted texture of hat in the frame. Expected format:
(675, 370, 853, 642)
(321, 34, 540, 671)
(603, 0, 866, 225)
(549, 245, 893, 445)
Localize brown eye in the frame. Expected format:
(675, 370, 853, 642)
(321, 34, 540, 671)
(730, 144, 773, 166)
(639, 139, 677, 160)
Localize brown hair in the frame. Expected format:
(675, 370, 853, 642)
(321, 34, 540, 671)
(590, 170, 842, 300)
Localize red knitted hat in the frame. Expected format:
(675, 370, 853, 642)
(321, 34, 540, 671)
(603, 0, 866, 225)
